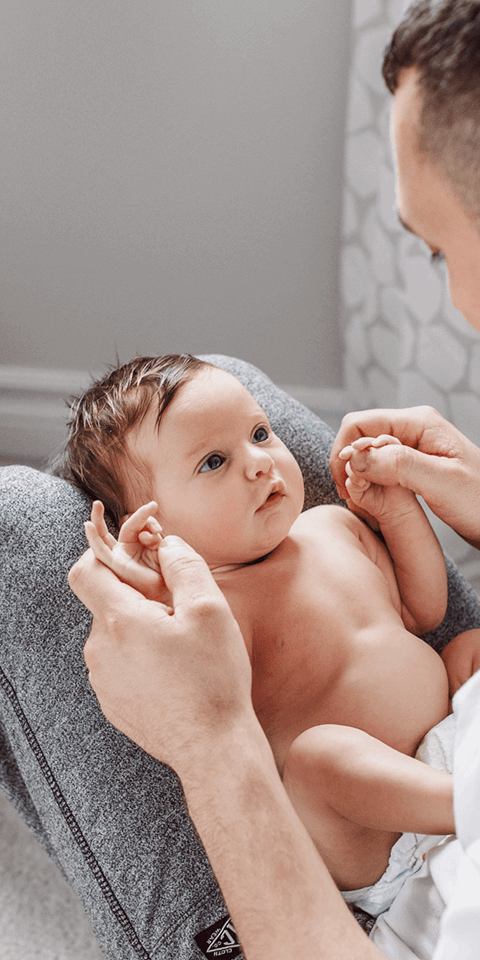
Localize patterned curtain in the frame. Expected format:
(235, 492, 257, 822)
(340, 0, 480, 592)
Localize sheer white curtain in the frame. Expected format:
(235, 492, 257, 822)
(340, 0, 480, 591)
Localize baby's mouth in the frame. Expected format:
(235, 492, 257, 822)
(257, 482, 285, 511)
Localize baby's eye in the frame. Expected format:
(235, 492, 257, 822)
(252, 426, 269, 443)
(199, 453, 225, 473)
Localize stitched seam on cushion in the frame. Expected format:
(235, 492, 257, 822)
(0, 666, 152, 960)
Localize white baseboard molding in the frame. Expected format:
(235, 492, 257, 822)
(0, 364, 348, 461)
(0, 365, 95, 461)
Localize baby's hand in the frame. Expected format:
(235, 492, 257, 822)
(84, 501, 172, 605)
(338, 435, 418, 522)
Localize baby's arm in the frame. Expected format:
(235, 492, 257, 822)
(283, 724, 454, 891)
(340, 437, 448, 635)
(84, 501, 171, 604)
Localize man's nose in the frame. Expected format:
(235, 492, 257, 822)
(245, 447, 275, 480)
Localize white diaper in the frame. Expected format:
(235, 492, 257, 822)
(341, 831, 446, 918)
(341, 715, 456, 918)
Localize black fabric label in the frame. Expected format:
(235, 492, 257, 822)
(194, 915, 243, 957)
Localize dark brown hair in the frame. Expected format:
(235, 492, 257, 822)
(54, 354, 212, 524)
(383, 0, 480, 216)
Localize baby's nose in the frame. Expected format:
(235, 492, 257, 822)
(245, 448, 275, 479)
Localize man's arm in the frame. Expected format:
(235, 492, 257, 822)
(69, 539, 383, 960)
(330, 405, 480, 549)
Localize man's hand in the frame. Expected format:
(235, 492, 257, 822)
(441, 630, 480, 700)
(338, 434, 419, 524)
(330, 406, 480, 546)
(69, 536, 253, 778)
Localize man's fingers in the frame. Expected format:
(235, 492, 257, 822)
(330, 406, 448, 496)
(340, 441, 442, 493)
(157, 536, 226, 613)
(338, 435, 400, 459)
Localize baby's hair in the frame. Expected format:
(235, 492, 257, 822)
(54, 354, 212, 524)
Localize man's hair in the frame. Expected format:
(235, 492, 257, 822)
(55, 354, 211, 524)
(383, 0, 480, 218)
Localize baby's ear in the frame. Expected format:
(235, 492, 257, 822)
(119, 514, 131, 528)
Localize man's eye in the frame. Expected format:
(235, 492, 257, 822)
(253, 426, 269, 443)
(199, 454, 225, 473)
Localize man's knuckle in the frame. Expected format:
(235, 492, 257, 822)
(168, 552, 203, 576)
(396, 443, 413, 472)
(190, 592, 224, 621)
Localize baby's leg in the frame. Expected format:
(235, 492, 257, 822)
(283, 725, 453, 892)
(283, 725, 401, 890)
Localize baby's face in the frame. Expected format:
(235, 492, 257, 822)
(126, 366, 305, 568)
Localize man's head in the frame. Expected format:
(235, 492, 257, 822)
(384, 0, 480, 216)
(61, 357, 305, 567)
(383, 0, 480, 328)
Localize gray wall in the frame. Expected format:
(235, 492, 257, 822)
(1, 0, 351, 389)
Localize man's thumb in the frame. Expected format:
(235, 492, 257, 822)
(157, 535, 222, 605)
(349, 442, 434, 493)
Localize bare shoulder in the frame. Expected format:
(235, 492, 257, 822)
(295, 503, 386, 566)
(295, 503, 364, 536)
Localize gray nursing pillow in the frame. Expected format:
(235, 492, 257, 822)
(1, 354, 480, 954)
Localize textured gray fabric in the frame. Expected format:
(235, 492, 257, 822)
(1, 354, 480, 959)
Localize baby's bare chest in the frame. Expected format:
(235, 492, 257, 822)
(223, 520, 447, 769)
(241, 521, 398, 649)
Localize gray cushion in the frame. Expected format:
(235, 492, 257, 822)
(1, 354, 479, 956)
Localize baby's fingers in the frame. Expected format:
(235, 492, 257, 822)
(119, 502, 162, 544)
(345, 461, 370, 490)
(138, 525, 163, 548)
(84, 520, 117, 570)
(90, 501, 117, 549)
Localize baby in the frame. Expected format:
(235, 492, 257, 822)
(61, 354, 468, 919)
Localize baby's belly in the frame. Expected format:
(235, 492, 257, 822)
(264, 625, 450, 770)
(327, 627, 449, 754)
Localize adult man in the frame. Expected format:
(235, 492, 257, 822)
(71, 1, 480, 956)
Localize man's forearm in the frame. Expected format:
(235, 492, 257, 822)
(179, 719, 384, 960)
